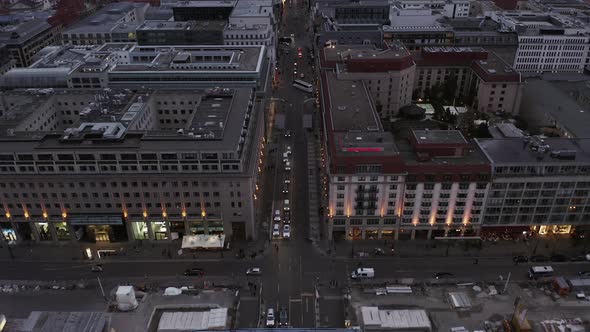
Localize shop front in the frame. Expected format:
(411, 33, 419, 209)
(54, 222, 72, 241)
(380, 229, 395, 240)
(1, 222, 17, 242)
(207, 220, 224, 235)
(69, 215, 126, 243)
(365, 229, 379, 240)
(14, 221, 34, 241)
(189, 221, 205, 235)
(347, 227, 362, 240)
(535, 225, 572, 235)
(33, 221, 52, 241)
(151, 220, 169, 240)
(131, 221, 149, 240)
(169, 220, 185, 239)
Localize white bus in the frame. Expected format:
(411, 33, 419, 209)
(292, 79, 313, 93)
(528, 266, 554, 280)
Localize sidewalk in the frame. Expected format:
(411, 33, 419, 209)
(0, 238, 270, 263)
(317, 236, 589, 259)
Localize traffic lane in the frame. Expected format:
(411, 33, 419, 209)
(0, 260, 253, 280)
(319, 298, 345, 328)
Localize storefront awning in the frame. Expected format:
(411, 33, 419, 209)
(181, 234, 225, 249)
(69, 215, 123, 225)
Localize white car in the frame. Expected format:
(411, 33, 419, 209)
(272, 223, 280, 237)
(284, 161, 291, 171)
(283, 225, 291, 239)
(283, 199, 290, 211)
(284, 179, 291, 185)
(246, 267, 261, 276)
(286, 146, 292, 155)
(266, 308, 276, 327)
(273, 209, 281, 222)
(283, 157, 289, 163)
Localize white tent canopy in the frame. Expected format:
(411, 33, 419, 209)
(181, 234, 225, 249)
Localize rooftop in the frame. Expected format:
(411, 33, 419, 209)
(471, 51, 520, 82)
(64, 2, 146, 34)
(476, 137, 590, 164)
(324, 72, 381, 132)
(173, 0, 237, 7)
(231, 0, 274, 17)
(0, 18, 52, 44)
(412, 130, 468, 145)
(361, 307, 432, 330)
(14, 311, 107, 332)
(137, 20, 227, 31)
(521, 80, 590, 138)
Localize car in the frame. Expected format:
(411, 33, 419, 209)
(550, 254, 568, 262)
(578, 270, 590, 277)
(286, 146, 292, 155)
(293, 70, 297, 76)
(283, 210, 291, 223)
(300, 73, 305, 78)
(283, 199, 290, 211)
(272, 223, 280, 237)
(273, 209, 281, 222)
(434, 272, 454, 279)
(266, 308, 276, 327)
(284, 179, 291, 185)
(293, 62, 297, 67)
(571, 255, 588, 262)
(530, 255, 549, 262)
(284, 161, 291, 171)
(285, 130, 292, 138)
(282, 184, 289, 194)
(513, 255, 529, 263)
(290, 33, 294, 38)
(283, 157, 289, 163)
(283, 225, 291, 239)
(372, 248, 385, 255)
(246, 267, 262, 276)
(297, 47, 302, 52)
(184, 268, 205, 276)
(279, 307, 288, 327)
(298, 52, 303, 59)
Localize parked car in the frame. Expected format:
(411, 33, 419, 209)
(434, 272, 454, 279)
(513, 255, 529, 263)
(273, 209, 281, 222)
(266, 308, 275, 327)
(246, 267, 261, 276)
(184, 268, 204, 276)
(530, 255, 549, 262)
(272, 224, 280, 237)
(279, 307, 288, 326)
(578, 270, 590, 277)
(550, 254, 568, 262)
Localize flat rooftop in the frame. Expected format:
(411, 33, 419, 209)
(232, 0, 274, 16)
(324, 72, 381, 132)
(64, 2, 145, 34)
(324, 43, 410, 62)
(110, 44, 264, 72)
(476, 137, 590, 164)
(137, 20, 226, 31)
(412, 130, 468, 145)
(0, 18, 52, 44)
(471, 51, 520, 82)
(173, 0, 237, 7)
(332, 131, 399, 157)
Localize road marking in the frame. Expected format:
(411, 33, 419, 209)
(42, 264, 90, 271)
(289, 298, 302, 303)
(305, 297, 309, 312)
(277, 283, 280, 294)
(301, 292, 314, 297)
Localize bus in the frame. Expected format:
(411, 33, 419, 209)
(292, 80, 313, 93)
(528, 266, 554, 280)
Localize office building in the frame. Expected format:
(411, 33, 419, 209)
(314, 0, 390, 25)
(136, 20, 226, 45)
(61, 2, 149, 46)
(1, 43, 270, 92)
(321, 42, 415, 118)
(0, 18, 61, 67)
(0, 86, 265, 244)
(490, 11, 590, 74)
(395, 0, 470, 18)
(476, 136, 590, 236)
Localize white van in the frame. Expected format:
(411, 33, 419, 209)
(351, 268, 375, 279)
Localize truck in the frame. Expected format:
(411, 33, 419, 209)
(351, 268, 375, 279)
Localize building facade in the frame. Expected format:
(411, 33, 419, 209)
(0, 18, 61, 67)
(476, 137, 590, 236)
(136, 21, 225, 45)
(0, 87, 266, 244)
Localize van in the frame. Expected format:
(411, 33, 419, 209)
(351, 267, 375, 279)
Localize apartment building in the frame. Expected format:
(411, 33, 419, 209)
(61, 2, 149, 46)
(0, 87, 265, 244)
(321, 43, 415, 118)
(413, 46, 523, 115)
(476, 136, 590, 236)
(490, 11, 590, 74)
(1, 43, 270, 92)
(0, 18, 61, 67)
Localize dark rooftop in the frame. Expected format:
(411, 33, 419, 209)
(476, 137, 590, 164)
(412, 130, 468, 145)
